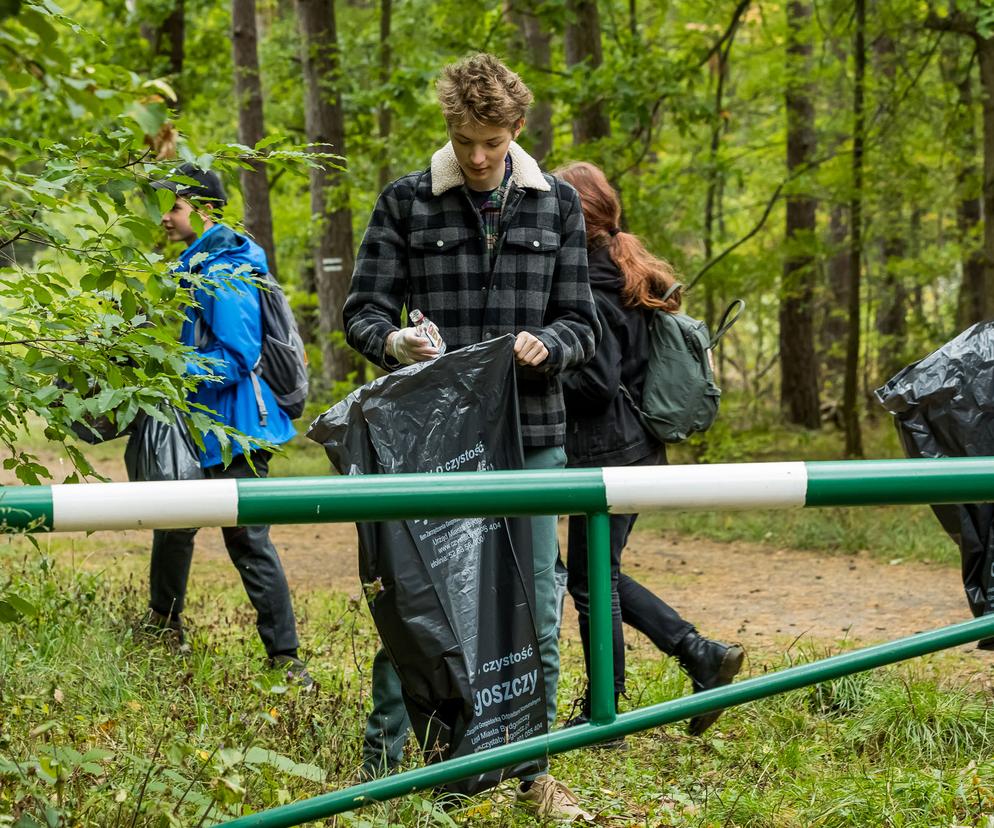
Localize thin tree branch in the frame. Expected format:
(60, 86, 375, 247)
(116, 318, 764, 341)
(688, 179, 786, 291)
(0, 229, 30, 248)
(698, 0, 752, 67)
(925, 9, 980, 38)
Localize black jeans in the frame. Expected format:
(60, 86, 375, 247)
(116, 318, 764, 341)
(567, 451, 693, 695)
(148, 451, 299, 658)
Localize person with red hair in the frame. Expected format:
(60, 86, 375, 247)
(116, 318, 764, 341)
(555, 161, 744, 739)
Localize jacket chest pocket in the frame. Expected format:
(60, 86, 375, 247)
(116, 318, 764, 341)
(500, 227, 560, 287)
(408, 228, 479, 292)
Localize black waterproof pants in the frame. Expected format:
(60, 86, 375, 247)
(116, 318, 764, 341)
(148, 451, 299, 658)
(567, 451, 693, 695)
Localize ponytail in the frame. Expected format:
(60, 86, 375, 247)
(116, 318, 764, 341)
(555, 161, 682, 313)
(610, 231, 682, 313)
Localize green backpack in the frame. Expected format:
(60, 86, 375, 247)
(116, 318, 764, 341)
(626, 290, 744, 444)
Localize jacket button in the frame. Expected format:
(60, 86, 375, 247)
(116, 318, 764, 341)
(532, 240, 540, 248)
(436, 239, 444, 247)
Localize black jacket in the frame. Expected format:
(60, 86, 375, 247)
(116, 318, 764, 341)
(562, 246, 661, 467)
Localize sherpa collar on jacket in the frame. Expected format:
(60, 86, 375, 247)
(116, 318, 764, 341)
(429, 140, 550, 196)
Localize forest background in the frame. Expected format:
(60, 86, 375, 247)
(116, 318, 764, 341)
(5, 0, 994, 826)
(8, 0, 994, 474)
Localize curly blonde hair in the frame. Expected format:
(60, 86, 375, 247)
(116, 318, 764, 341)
(437, 53, 533, 129)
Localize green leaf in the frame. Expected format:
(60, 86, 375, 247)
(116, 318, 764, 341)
(5, 592, 36, 617)
(243, 748, 326, 783)
(18, 8, 57, 44)
(156, 187, 175, 215)
(120, 290, 137, 320)
(0, 600, 21, 623)
(32, 386, 60, 405)
(125, 102, 166, 136)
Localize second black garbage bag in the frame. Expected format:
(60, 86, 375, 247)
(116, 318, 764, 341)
(876, 320, 994, 627)
(307, 336, 547, 791)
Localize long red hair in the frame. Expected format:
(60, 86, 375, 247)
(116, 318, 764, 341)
(555, 161, 681, 312)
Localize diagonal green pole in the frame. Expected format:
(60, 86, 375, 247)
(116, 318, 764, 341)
(220, 614, 994, 827)
(587, 511, 615, 724)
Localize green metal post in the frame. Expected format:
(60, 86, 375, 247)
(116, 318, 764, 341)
(220, 614, 994, 828)
(587, 511, 615, 724)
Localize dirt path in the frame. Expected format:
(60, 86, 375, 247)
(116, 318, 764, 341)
(35, 518, 974, 656)
(4, 453, 981, 656)
(271, 522, 973, 650)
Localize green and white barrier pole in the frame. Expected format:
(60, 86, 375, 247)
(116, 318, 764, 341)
(219, 613, 994, 828)
(3, 458, 994, 532)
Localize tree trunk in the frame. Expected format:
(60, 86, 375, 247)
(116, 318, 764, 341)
(506, 1, 553, 164)
(702, 10, 743, 334)
(780, 0, 821, 428)
(141, 0, 185, 105)
(377, 0, 392, 191)
(821, 205, 849, 396)
(296, 0, 355, 385)
(979, 38, 994, 322)
(843, 0, 865, 457)
(162, 0, 184, 80)
(872, 31, 906, 383)
(232, 0, 278, 278)
(564, 0, 610, 144)
(956, 57, 985, 327)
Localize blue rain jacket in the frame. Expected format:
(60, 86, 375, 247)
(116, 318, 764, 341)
(178, 224, 296, 468)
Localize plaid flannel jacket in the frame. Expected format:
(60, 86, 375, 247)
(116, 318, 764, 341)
(343, 141, 599, 448)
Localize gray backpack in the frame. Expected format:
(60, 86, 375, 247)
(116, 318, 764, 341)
(195, 271, 309, 423)
(627, 291, 744, 444)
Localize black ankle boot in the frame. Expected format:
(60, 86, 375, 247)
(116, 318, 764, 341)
(676, 632, 744, 736)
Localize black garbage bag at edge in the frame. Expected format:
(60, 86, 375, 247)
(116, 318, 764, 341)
(876, 320, 994, 627)
(125, 408, 205, 482)
(307, 336, 547, 793)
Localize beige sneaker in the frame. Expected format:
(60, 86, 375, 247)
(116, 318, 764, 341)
(516, 774, 594, 822)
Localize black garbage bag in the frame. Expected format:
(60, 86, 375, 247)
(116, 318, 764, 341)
(307, 336, 547, 793)
(124, 408, 204, 482)
(876, 320, 994, 624)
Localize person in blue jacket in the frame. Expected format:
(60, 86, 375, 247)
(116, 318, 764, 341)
(144, 164, 311, 688)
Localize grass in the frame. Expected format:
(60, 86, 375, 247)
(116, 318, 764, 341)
(2, 402, 989, 824)
(2, 546, 994, 827)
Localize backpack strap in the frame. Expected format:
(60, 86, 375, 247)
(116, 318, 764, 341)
(711, 299, 745, 348)
(661, 282, 684, 303)
(250, 371, 269, 427)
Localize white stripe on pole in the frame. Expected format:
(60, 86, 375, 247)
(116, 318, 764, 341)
(603, 462, 808, 513)
(51, 479, 240, 531)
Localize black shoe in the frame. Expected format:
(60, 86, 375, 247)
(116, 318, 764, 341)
(269, 654, 316, 691)
(136, 609, 189, 654)
(978, 637, 994, 651)
(676, 632, 745, 736)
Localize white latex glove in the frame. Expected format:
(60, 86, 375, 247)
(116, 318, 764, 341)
(386, 327, 439, 365)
